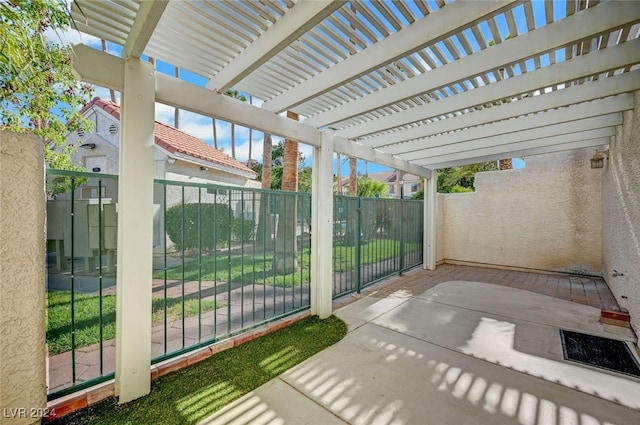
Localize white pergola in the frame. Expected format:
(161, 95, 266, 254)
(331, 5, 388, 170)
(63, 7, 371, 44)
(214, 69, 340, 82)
(69, 0, 640, 403)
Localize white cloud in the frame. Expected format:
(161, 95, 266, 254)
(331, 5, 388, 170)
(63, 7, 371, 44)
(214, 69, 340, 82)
(154, 103, 175, 125)
(44, 27, 102, 47)
(92, 86, 120, 103)
(172, 110, 231, 143)
(233, 131, 269, 163)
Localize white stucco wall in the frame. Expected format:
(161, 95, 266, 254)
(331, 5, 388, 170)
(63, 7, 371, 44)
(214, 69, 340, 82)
(67, 106, 260, 190)
(602, 91, 640, 338)
(68, 107, 121, 174)
(438, 148, 602, 275)
(436, 194, 445, 264)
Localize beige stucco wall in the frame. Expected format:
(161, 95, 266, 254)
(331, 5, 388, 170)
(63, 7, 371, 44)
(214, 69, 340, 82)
(602, 91, 640, 339)
(0, 132, 47, 424)
(438, 148, 602, 275)
(436, 194, 445, 264)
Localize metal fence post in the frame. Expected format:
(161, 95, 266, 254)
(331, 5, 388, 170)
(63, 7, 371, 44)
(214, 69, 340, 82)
(356, 197, 362, 294)
(399, 200, 405, 275)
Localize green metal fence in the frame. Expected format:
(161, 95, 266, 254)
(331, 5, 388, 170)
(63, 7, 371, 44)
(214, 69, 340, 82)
(45, 170, 423, 399)
(333, 196, 424, 298)
(45, 170, 313, 399)
(45, 169, 119, 398)
(151, 179, 312, 363)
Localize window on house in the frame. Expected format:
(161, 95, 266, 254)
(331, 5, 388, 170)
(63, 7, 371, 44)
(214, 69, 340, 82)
(411, 183, 419, 192)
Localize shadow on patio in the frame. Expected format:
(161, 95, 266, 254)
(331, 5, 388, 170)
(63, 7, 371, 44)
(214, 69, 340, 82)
(200, 265, 640, 425)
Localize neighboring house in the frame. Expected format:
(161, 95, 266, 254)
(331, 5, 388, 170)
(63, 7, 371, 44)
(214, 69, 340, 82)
(338, 172, 422, 198)
(55, 98, 261, 259)
(66, 97, 258, 188)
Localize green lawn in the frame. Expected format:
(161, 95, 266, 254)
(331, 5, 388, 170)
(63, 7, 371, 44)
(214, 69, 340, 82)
(49, 315, 347, 425)
(156, 238, 420, 281)
(333, 239, 422, 272)
(47, 292, 222, 355)
(153, 249, 312, 287)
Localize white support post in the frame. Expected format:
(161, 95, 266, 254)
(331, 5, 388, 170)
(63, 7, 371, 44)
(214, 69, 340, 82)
(115, 57, 156, 403)
(311, 131, 334, 318)
(424, 171, 437, 270)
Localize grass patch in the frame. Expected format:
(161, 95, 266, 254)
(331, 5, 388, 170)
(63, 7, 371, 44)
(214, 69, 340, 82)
(156, 239, 420, 283)
(47, 292, 223, 356)
(49, 315, 347, 425)
(333, 239, 421, 272)
(153, 249, 312, 287)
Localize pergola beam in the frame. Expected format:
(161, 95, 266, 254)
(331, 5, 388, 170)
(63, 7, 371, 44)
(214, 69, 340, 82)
(426, 138, 611, 169)
(333, 136, 432, 177)
(306, 0, 638, 128)
(206, 0, 345, 92)
(123, 0, 169, 58)
(261, 0, 519, 113)
(416, 126, 617, 166)
(71, 45, 431, 177)
(410, 113, 621, 161)
(389, 95, 632, 156)
(155, 73, 322, 147)
(362, 71, 640, 148)
(339, 37, 640, 139)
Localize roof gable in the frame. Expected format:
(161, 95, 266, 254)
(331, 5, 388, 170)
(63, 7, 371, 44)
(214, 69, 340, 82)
(82, 97, 256, 177)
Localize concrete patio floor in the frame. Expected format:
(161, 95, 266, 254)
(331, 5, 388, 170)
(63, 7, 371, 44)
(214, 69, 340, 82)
(200, 270, 640, 425)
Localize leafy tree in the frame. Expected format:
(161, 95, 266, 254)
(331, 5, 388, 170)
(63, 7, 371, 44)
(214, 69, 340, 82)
(0, 0, 93, 170)
(298, 166, 311, 192)
(437, 162, 498, 193)
(357, 176, 388, 198)
(251, 140, 308, 190)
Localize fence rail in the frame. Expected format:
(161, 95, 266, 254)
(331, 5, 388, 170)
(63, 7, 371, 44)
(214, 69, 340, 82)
(45, 170, 423, 399)
(332, 196, 424, 298)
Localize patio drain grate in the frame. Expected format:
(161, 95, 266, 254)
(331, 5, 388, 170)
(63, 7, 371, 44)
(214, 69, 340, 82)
(560, 330, 640, 378)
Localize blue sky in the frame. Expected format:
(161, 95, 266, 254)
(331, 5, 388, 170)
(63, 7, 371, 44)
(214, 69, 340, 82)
(55, 0, 559, 174)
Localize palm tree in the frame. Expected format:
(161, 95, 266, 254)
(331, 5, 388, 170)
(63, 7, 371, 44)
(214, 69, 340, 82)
(223, 89, 246, 158)
(255, 132, 273, 245)
(336, 152, 342, 195)
(247, 95, 253, 166)
(212, 117, 218, 149)
(281, 111, 299, 192)
(499, 158, 513, 170)
(101, 39, 117, 103)
(357, 176, 388, 198)
(260, 133, 273, 190)
(439, 162, 498, 192)
(348, 157, 357, 196)
(174, 67, 180, 127)
(274, 111, 299, 273)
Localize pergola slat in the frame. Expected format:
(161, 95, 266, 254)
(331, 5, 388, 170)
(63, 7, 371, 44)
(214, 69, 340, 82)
(337, 37, 640, 139)
(261, 0, 519, 113)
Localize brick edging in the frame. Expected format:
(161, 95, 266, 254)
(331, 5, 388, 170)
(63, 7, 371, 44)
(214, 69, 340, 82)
(45, 311, 310, 421)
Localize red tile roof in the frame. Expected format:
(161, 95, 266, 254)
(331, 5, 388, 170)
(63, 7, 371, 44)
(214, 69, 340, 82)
(82, 97, 255, 176)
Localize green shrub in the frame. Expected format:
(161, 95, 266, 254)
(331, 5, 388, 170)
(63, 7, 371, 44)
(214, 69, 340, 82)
(448, 185, 473, 193)
(232, 217, 255, 242)
(165, 203, 232, 251)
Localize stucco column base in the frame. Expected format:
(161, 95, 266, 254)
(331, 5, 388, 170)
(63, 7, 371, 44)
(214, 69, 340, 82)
(0, 131, 46, 424)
